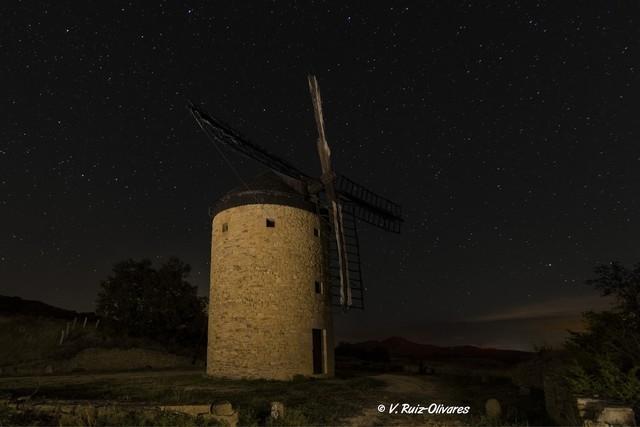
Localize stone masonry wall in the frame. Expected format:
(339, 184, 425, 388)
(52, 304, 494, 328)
(207, 203, 334, 380)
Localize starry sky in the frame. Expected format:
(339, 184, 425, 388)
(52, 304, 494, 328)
(2, 1, 640, 350)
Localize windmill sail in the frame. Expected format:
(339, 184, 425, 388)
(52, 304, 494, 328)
(308, 75, 353, 307)
(336, 174, 403, 233)
(326, 202, 364, 309)
(188, 102, 310, 181)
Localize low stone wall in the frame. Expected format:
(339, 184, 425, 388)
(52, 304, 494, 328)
(2, 399, 239, 427)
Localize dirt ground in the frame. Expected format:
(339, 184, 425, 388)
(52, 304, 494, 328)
(343, 374, 455, 426)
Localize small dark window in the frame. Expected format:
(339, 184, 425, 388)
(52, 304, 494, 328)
(222, 223, 228, 232)
(314, 281, 322, 294)
(313, 227, 319, 237)
(266, 218, 275, 228)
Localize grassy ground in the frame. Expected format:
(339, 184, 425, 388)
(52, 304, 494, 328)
(0, 314, 199, 377)
(0, 370, 383, 426)
(0, 316, 68, 366)
(0, 369, 552, 426)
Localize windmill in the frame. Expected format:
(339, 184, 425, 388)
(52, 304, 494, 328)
(189, 76, 402, 380)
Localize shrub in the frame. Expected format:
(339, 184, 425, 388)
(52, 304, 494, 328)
(564, 262, 640, 414)
(96, 257, 207, 352)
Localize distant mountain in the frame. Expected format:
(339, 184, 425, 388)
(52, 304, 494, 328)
(0, 295, 94, 320)
(339, 336, 532, 364)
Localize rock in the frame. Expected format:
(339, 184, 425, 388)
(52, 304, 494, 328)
(270, 401, 285, 420)
(210, 401, 238, 427)
(577, 398, 636, 427)
(211, 401, 234, 416)
(596, 406, 635, 426)
(162, 402, 238, 427)
(44, 365, 54, 374)
(485, 398, 502, 418)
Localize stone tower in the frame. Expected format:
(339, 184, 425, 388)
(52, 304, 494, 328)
(207, 172, 335, 380)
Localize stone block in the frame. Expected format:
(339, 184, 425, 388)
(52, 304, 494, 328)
(270, 401, 285, 420)
(485, 398, 502, 418)
(596, 406, 635, 426)
(212, 401, 234, 416)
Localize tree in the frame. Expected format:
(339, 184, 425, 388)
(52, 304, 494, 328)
(96, 257, 207, 350)
(564, 261, 640, 413)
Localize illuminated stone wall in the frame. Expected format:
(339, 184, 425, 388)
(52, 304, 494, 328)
(207, 203, 334, 380)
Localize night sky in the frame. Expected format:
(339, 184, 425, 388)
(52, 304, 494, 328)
(3, 2, 639, 350)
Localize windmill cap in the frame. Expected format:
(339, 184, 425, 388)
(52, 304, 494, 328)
(210, 171, 316, 217)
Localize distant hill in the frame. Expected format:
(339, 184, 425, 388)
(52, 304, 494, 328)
(0, 295, 94, 320)
(338, 336, 533, 364)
